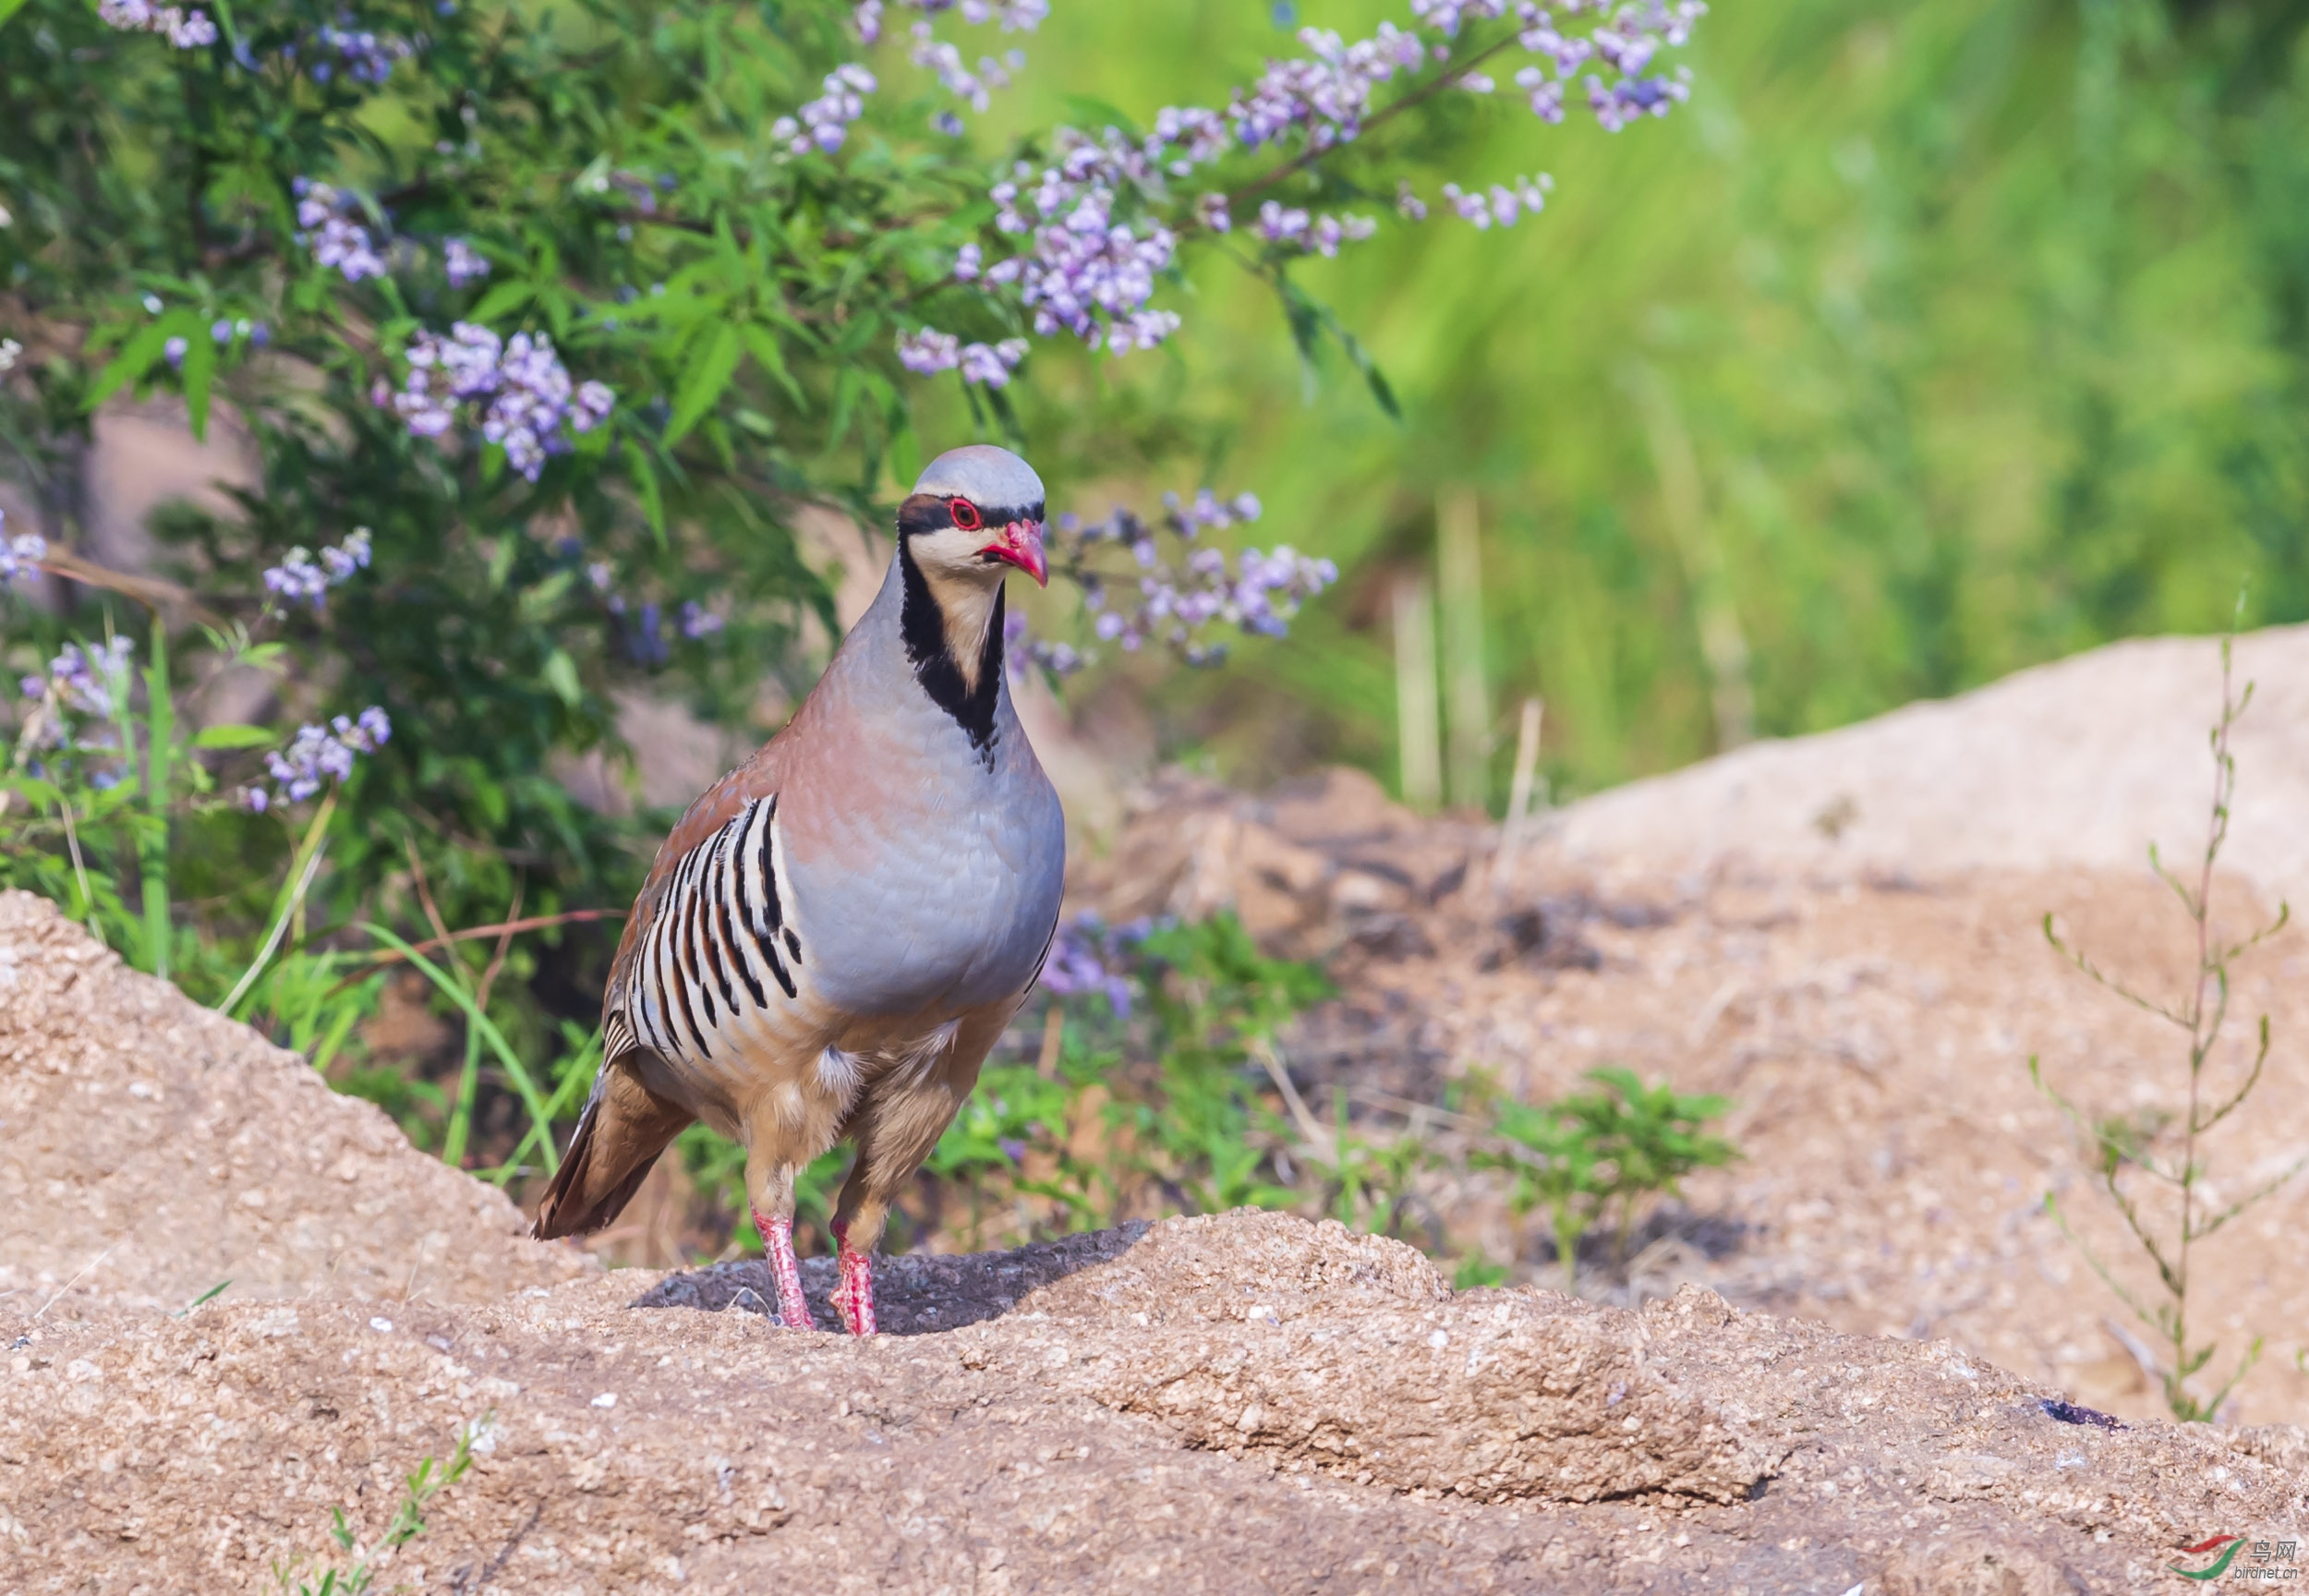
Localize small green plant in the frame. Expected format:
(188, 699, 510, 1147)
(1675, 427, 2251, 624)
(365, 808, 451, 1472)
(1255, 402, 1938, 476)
(1124, 913, 1335, 1215)
(1470, 1066, 1737, 1292)
(2031, 627, 2304, 1422)
(274, 1421, 478, 1596)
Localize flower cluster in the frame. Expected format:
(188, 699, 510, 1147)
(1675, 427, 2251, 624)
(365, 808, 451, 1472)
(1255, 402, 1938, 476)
(389, 323, 614, 481)
(910, 24, 1024, 113)
(1439, 173, 1552, 226)
(443, 237, 490, 288)
(1061, 491, 1336, 663)
(771, 65, 877, 155)
(310, 19, 412, 85)
(14, 638, 137, 775)
(1228, 24, 1427, 151)
(857, 0, 1046, 42)
(679, 601, 723, 639)
(1002, 608, 1082, 678)
(0, 509, 45, 592)
(1410, 0, 1507, 36)
(981, 129, 1181, 357)
(96, 0, 216, 48)
(1514, 0, 1701, 130)
(1027, 488, 1339, 670)
(21, 638, 135, 721)
(246, 708, 391, 809)
(292, 179, 386, 283)
(896, 329, 1028, 388)
(1036, 911, 1146, 1017)
(1254, 202, 1379, 257)
(262, 527, 373, 611)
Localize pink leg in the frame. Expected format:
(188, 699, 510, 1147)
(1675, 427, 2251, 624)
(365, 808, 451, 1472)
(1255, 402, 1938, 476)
(751, 1207, 818, 1331)
(830, 1223, 876, 1336)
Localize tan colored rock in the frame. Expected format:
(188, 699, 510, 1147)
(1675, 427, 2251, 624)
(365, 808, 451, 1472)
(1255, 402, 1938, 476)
(0, 891, 594, 1315)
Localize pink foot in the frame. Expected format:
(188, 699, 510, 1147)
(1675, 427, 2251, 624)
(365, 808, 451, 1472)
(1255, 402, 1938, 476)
(753, 1208, 817, 1330)
(830, 1224, 876, 1336)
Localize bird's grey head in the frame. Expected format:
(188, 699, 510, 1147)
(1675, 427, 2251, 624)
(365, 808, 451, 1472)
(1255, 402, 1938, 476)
(898, 444, 1047, 587)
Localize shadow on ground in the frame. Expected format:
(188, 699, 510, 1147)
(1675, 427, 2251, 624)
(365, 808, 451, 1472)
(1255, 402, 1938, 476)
(630, 1222, 1153, 1333)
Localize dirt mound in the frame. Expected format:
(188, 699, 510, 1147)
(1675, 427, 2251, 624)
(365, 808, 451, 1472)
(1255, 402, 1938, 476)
(1542, 624, 2309, 901)
(0, 890, 593, 1315)
(6, 1210, 2304, 1592)
(1086, 773, 2309, 1428)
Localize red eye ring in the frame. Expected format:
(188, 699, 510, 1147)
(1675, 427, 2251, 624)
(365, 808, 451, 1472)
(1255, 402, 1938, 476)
(949, 499, 984, 532)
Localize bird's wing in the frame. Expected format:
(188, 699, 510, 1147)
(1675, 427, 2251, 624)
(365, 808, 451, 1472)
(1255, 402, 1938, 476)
(536, 750, 798, 1242)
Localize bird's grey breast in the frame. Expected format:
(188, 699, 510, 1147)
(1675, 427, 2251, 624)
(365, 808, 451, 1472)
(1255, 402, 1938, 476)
(783, 684, 1064, 1019)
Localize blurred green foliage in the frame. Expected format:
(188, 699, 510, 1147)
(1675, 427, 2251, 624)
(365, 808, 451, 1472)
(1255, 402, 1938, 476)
(1002, 0, 2309, 800)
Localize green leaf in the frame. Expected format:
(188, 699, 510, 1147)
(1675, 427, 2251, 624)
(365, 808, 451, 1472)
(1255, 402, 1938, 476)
(623, 440, 667, 546)
(664, 323, 743, 447)
(541, 647, 582, 707)
(466, 280, 535, 325)
(193, 722, 275, 749)
(181, 331, 217, 441)
(86, 318, 178, 410)
(0, 0, 34, 30)
(741, 324, 806, 411)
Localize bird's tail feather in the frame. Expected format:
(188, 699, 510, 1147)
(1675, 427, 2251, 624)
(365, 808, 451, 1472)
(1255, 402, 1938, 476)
(530, 1060, 692, 1240)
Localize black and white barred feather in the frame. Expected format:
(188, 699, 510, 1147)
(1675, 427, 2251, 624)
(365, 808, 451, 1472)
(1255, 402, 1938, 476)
(607, 795, 804, 1068)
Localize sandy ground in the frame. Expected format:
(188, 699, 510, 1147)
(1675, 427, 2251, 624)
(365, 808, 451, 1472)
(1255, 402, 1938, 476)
(6, 1208, 2306, 1593)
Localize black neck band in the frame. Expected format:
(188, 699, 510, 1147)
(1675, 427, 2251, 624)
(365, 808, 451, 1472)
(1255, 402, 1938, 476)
(898, 540, 1004, 766)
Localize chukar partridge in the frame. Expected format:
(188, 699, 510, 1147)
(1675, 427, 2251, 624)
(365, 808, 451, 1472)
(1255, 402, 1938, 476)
(533, 444, 1065, 1335)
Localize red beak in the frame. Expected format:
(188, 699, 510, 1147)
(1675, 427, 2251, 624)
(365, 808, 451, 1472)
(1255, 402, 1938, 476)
(983, 520, 1047, 586)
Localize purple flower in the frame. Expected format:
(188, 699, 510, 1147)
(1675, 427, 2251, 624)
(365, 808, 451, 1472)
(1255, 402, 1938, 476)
(1227, 23, 1425, 151)
(909, 23, 1024, 113)
(1410, 0, 1505, 38)
(1440, 174, 1552, 228)
(162, 336, 188, 367)
(1037, 912, 1140, 1017)
(957, 337, 1028, 387)
(0, 513, 46, 591)
(443, 237, 490, 288)
(393, 324, 611, 480)
(897, 328, 961, 374)
(99, 0, 216, 48)
(293, 181, 388, 283)
(974, 128, 1182, 357)
(263, 527, 372, 611)
(854, 0, 882, 41)
(772, 64, 876, 155)
(41, 638, 136, 719)
(1042, 488, 1336, 665)
(260, 709, 391, 804)
(1256, 201, 1310, 244)
(679, 601, 724, 639)
(953, 242, 983, 281)
(312, 21, 411, 84)
(210, 319, 234, 344)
